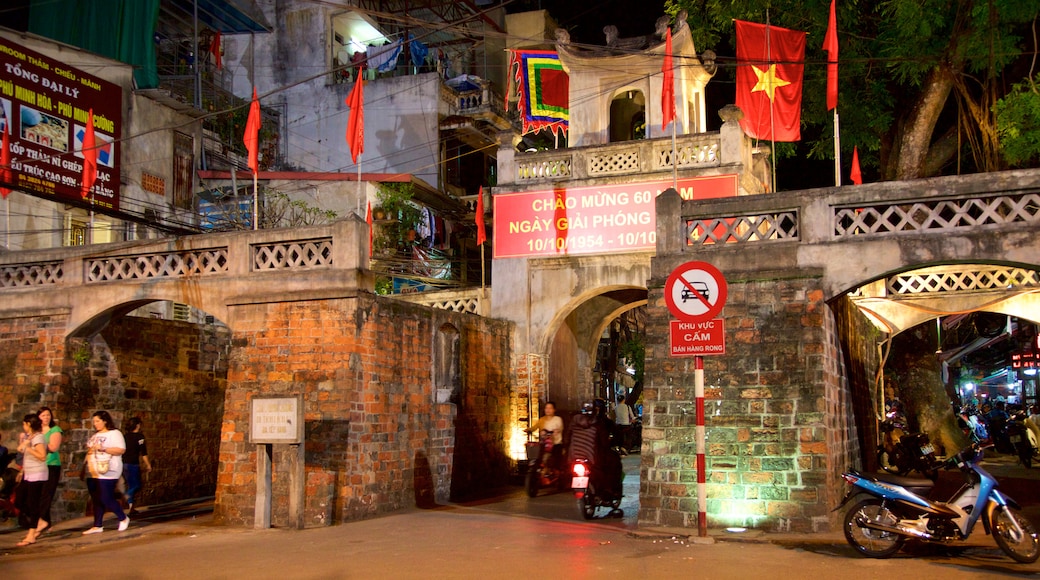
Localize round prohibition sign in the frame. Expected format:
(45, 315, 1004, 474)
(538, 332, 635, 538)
(664, 261, 728, 322)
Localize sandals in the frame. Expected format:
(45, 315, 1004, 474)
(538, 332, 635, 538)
(16, 531, 37, 547)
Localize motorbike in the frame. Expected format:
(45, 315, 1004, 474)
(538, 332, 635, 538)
(877, 412, 941, 480)
(838, 443, 1039, 563)
(570, 458, 622, 519)
(1007, 410, 1039, 468)
(525, 430, 563, 497)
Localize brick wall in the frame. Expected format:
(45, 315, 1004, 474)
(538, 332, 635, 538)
(216, 292, 513, 527)
(641, 273, 846, 532)
(0, 314, 229, 523)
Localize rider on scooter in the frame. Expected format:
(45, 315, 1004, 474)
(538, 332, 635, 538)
(568, 400, 623, 501)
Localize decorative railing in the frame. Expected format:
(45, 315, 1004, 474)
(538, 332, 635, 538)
(393, 287, 488, 316)
(887, 266, 1040, 295)
(833, 191, 1040, 238)
(86, 249, 229, 282)
(252, 238, 333, 271)
(510, 134, 722, 184)
(0, 260, 64, 287)
(685, 212, 799, 246)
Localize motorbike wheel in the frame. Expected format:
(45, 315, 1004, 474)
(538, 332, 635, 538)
(578, 484, 596, 520)
(843, 498, 906, 559)
(992, 505, 1040, 563)
(1021, 449, 1033, 469)
(525, 468, 539, 498)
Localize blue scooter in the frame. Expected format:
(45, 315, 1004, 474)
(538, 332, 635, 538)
(837, 443, 1039, 563)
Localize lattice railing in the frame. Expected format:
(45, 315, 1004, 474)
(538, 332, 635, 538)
(834, 191, 1040, 237)
(656, 142, 719, 170)
(0, 261, 64, 287)
(87, 248, 229, 282)
(517, 157, 572, 181)
(887, 266, 1040, 295)
(587, 150, 640, 175)
(685, 212, 799, 246)
(425, 297, 480, 314)
(252, 238, 333, 271)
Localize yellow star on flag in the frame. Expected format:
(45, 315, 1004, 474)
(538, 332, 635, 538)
(751, 64, 791, 101)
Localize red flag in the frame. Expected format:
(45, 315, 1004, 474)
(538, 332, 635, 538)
(475, 186, 487, 246)
(661, 27, 676, 130)
(210, 31, 222, 70)
(823, 0, 838, 110)
(345, 74, 364, 164)
(0, 120, 10, 198)
(850, 146, 862, 185)
(735, 20, 806, 142)
(80, 109, 98, 198)
(244, 87, 261, 174)
(366, 201, 373, 257)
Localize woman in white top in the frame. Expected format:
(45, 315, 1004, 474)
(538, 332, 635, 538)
(15, 413, 48, 546)
(82, 410, 129, 535)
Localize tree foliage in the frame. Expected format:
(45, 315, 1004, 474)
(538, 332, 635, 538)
(667, 0, 1040, 181)
(994, 73, 1040, 165)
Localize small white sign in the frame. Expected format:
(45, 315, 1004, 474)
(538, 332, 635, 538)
(250, 396, 303, 444)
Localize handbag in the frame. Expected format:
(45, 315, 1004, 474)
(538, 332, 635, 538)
(94, 452, 110, 474)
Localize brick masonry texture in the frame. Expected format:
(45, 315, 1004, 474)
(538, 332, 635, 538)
(0, 314, 229, 523)
(215, 293, 513, 527)
(641, 273, 850, 532)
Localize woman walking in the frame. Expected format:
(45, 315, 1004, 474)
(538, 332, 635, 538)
(122, 417, 151, 513)
(83, 410, 129, 534)
(37, 406, 62, 533)
(15, 413, 49, 546)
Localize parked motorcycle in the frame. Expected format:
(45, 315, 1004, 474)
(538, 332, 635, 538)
(838, 443, 1039, 563)
(1007, 410, 1039, 468)
(570, 458, 622, 519)
(877, 412, 941, 480)
(525, 430, 563, 497)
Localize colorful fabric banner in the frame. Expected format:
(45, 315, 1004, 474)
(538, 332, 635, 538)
(244, 87, 261, 174)
(475, 186, 486, 246)
(345, 75, 364, 164)
(367, 39, 402, 73)
(661, 27, 675, 130)
(80, 109, 97, 198)
(823, 0, 838, 110)
(508, 50, 569, 136)
(735, 20, 806, 142)
(210, 31, 222, 70)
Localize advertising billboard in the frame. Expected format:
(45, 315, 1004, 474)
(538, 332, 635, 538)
(0, 38, 122, 210)
(493, 175, 737, 258)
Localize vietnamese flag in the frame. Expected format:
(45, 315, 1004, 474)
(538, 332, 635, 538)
(0, 120, 10, 198)
(366, 201, 373, 257)
(850, 146, 862, 185)
(210, 31, 222, 70)
(735, 20, 806, 142)
(244, 87, 261, 174)
(80, 109, 98, 198)
(475, 186, 487, 246)
(661, 27, 675, 130)
(345, 73, 364, 164)
(823, 0, 838, 110)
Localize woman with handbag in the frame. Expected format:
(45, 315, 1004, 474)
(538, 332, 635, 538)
(37, 406, 62, 533)
(82, 410, 129, 535)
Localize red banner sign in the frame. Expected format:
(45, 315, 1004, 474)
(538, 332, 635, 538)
(493, 175, 736, 258)
(670, 319, 726, 356)
(0, 37, 122, 209)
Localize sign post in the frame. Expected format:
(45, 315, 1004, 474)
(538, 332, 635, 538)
(664, 261, 728, 538)
(250, 395, 305, 529)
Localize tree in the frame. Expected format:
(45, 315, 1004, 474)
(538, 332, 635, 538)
(668, 0, 1040, 181)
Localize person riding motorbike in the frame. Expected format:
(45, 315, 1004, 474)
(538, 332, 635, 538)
(568, 401, 623, 503)
(526, 401, 564, 474)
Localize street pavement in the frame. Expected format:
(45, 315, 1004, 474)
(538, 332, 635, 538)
(0, 454, 1038, 579)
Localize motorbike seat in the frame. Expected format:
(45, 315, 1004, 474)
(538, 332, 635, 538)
(863, 471, 935, 493)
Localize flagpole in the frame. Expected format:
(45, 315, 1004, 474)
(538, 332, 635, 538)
(833, 110, 842, 186)
(252, 172, 258, 230)
(480, 243, 485, 289)
(671, 120, 678, 190)
(357, 160, 361, 216)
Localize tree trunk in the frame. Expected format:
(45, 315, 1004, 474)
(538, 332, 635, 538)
(891, 66, 957, 181)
